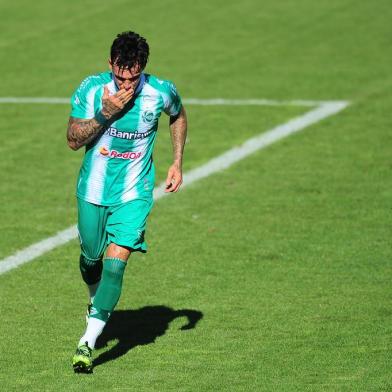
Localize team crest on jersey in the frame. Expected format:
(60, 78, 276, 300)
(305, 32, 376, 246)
(142, 110, 155, 124)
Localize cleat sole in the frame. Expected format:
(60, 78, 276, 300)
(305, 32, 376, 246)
(73, 361, 93, 374)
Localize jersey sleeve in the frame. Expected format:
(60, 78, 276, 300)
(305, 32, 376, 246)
(162, 81, 182, 117)
(70, 76, 99, 119)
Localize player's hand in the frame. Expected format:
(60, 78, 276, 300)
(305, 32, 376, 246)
(101, 86, 134, 120)
(165, 163, 183, 193)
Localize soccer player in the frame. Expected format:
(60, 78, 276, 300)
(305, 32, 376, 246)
(67, 31, 187, 373)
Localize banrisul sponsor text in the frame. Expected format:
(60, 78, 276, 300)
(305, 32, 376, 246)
(104, 127, 154, 140)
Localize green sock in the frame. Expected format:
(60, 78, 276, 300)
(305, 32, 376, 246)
(90, 258, 127, 322)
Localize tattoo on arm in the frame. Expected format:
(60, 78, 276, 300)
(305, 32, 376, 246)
(66, 115, 108, 150)
(169, 106, 188, 166)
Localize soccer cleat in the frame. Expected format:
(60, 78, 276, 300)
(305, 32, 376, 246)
(85, 303, 92, 324)
(72, 342, 93, 373)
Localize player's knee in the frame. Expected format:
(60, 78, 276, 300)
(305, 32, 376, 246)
(79, 238, 105, 262)
(79, 254, 103, 285)
(78, 225, 106, 262)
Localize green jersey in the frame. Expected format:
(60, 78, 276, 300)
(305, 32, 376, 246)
(70, 72, 182, 206)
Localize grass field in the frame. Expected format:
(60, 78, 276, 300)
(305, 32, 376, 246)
(1, 0, 392, 390)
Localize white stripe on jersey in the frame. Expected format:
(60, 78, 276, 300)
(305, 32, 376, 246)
(120, 86, 160, 202)
(137, 84, 162, 133)
(85, 134, 113, 203)
(85, 86, 101, 118)
(120, 135, 151, 203)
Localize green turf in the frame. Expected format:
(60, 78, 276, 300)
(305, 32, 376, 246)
(0, 0, 392, 390)
(0, 104, 305, 259)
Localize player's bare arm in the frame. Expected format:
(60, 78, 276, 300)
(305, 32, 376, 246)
(165, 106, 188, 193)
(67, 86, 134, 150)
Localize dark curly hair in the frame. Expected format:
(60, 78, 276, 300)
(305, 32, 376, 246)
(110, 31, 149, 70)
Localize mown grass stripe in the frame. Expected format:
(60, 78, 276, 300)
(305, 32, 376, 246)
(0, 101, 349, 275)
(0, 97, 347, 107)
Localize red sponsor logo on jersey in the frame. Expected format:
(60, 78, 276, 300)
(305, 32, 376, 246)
(99, 147, 142, 160)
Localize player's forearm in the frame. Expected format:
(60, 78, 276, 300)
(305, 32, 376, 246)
(169, 107, 187, 167)
(67, 115, 108, 150)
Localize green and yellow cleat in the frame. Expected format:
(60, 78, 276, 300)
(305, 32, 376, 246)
(72, 342, 93, 374)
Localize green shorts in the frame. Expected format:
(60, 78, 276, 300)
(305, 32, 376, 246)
(77, 197, 154, 260)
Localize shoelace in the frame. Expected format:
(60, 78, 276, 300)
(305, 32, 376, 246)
(77, 343, 91, 356)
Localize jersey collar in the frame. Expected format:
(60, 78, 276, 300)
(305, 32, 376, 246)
(133, 73, 146, 97)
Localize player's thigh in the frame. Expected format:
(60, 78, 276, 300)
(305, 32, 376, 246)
(107, 198, 153, 253)
(77, 198, 108, 260)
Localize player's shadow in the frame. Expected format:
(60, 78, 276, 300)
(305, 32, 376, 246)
(93, 305, 203, 367)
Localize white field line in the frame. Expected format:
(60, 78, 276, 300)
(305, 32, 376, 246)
(0, 101, 350, 275)
(0, 96, 348, 107)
